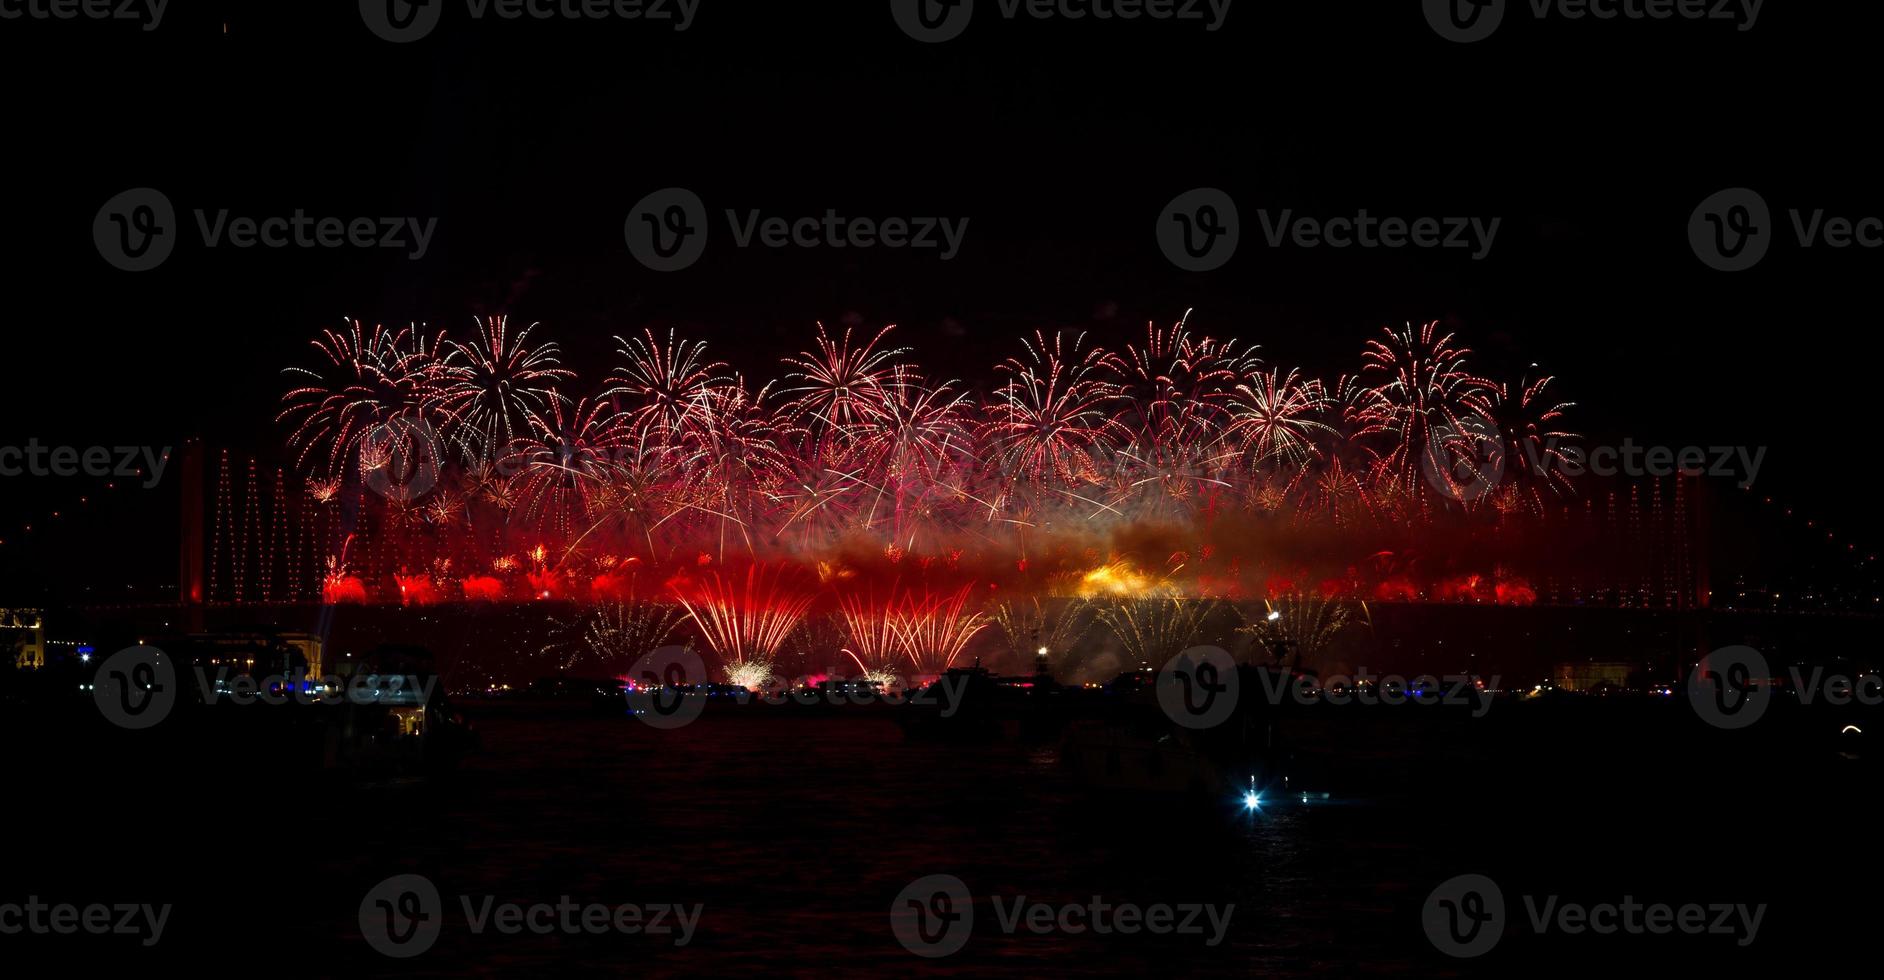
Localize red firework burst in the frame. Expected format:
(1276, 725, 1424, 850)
(435, 315, 575, 463)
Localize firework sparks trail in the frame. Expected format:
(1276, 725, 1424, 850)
(503, 392, 629, 535)
(993, 596, 1095, 664)
(606, 327, 730, 445)
(888, 584, 990, 675)
(280, 320, 446, 479)
(1491, 371, 1582, 514)
(542, 600, 685, 673)
(1095, 594, 1217, 668)
(1362, 321, 1497, 504)
(1239, 595, 1362, 670)
(671, 564, 817, 663)
(435, 316, 575, 464)
(779, 323, 909, 460)
(836, 589, 905, 670)
(981, 330, 1129, 509)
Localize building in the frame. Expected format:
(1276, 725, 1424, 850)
(2, 608, 44, 669)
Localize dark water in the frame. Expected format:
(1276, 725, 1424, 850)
(11, 697, 1877, 976)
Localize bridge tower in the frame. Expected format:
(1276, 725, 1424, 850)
(179, 439, 207, 631)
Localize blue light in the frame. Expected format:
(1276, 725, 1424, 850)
(1242, 790, 1260, 810)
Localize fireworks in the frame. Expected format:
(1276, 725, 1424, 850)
(279, 320, 444, 480)
(779, 323, 908, 458)
(1239, 595, 1362, 669)
(542, 600, 685, 673)
(1226, 368, 1334, 471)
(887, 584, 989, 675)
(1108, 312, 1248, 444)
(982, 330, 1127, 501)
(836, 584, 990, 675)
(1491, 371, 1582, 513)
(436, 316, 574, 463)
(272, 311, 1590, 618)
(723, 658, 777, 691)
(671, 564, 816, 662)
(837, 589, 904, 670)
(1095, 595, 1217, 667)
(503, 393, 628, 532)
(1362, 321, 1497, 502)
(993, 596, 1094, 664)
(607, 328, 728, 443)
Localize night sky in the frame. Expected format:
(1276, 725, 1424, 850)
(1, 1, 1874, 595)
